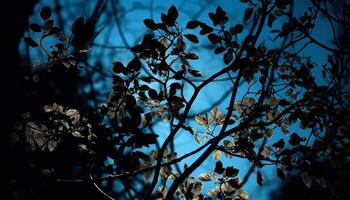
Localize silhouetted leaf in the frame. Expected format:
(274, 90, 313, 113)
(148, 89, 158, 100)
(112, 61, 124, 74)
(24, 37, 38, 47)
(167, 5, 178, 22)
(30, 23, 41, 32)
(223, 51, 233, 64)
(127, 57, 141, 73)
(209, 6, 228, 26)
(243, 7, 254, 21)
(289, 132, 303, 146)
(214, 47, 225, 54)
(208, 33, 220, 44)
(184, 34, 199, 43)
(199, 23, 214, 35)
(225, 166, 239, 177)
(40, 7, 51, 20)
(186, 53, 199, 60)
(230, 24, 243, 34)
(72, 17, 84, 34)
(144, 19, 157, 30)
(214, 161, 224, 174)
(188, 69, 202, 77)
(186, 20, 201, 29)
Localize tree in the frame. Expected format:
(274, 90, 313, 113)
(9, 0, 350, 199)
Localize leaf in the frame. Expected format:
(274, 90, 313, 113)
(195, 133, 201, 144)
(272, 139, 285, 149)
(289, 132, 303, 146)
(47, 139, 58, 152)
(214, 47, 225, 54)
(72, 17, 85, 34)
(78, 144, 89, 151)
(243, 7, 254, 21)
(215, 6, 228, 25)
(220, 182, 235, 193)
(167, 5, 179, 22)
(208, 33, 220, 44)
(65, 109, 80, 123)
(213, 149, 221, 160)
(148, 89, 158, 100)
(65, 109, 79, 117)
(214, 161, 224, 174)
(225, 167, 239, 177)
(186, 53, 199, 60)
(24, 37, 38, 47)
(188, 69, 202, 77)
(223, 51, 233, 65)
(210, 106, 221, 120)
(143, 19, 157, 30)
(195, 115, 206, 126)
(301, 173, 312, 188)
(186, 20, 201, 29)
(230, 24, 243, 34)
(198, 173, 212, 181)
(278, 99, 290, 107)
(192, 182, 203, 194)
(209, 6, 228, 26)
(40, 7, 51, 20)
(30, 23, 41, 32)
(25, 122, 38, 151)
(112, 61, 124, 74)
(176, 38, 186, 51)
(184, 34, 199, 43)
(199, 23, 213, 35)
(72, 131, 83, 138)
(277, 167, 287, 180)
(257, 171, 264, 185)
(127, 56, 141, 73)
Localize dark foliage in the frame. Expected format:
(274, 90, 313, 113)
(5, 0, 350, 199)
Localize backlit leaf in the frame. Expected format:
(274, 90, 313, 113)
(213, 149, 221, 160)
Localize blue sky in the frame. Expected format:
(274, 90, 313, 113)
(21, 0, 335, 199)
